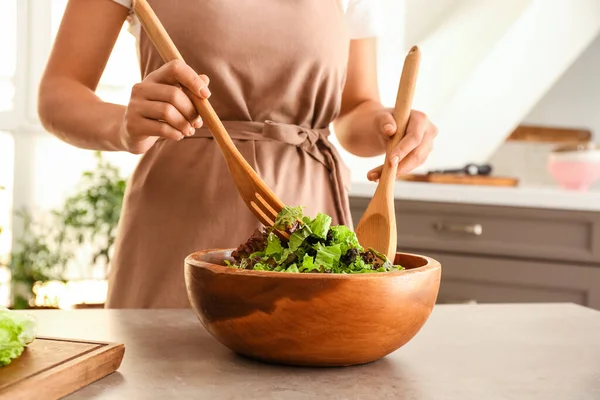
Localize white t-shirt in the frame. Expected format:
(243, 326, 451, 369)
(111, 0, 383, 39)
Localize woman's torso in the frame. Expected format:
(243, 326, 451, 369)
(138, 0, 349, 127)
(105, 0, 366, 308)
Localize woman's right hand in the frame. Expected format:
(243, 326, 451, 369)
(119, 60, 211, 154)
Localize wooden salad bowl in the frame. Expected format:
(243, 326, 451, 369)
(184, 249, 441, 367)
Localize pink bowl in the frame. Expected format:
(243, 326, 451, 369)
(548, 160, 600, 191)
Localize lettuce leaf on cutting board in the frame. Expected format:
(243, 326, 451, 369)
(0, 307, 37, 367)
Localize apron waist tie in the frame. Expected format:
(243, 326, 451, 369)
(186, 120, 352, 227)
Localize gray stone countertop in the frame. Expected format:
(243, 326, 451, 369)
(26, 303, 600, 399)
(349, 181, 600, 212)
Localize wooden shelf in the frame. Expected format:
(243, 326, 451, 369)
(507, 125, 592, 143)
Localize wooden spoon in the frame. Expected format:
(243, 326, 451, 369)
(355, 46, 421, 260)
(133, 0, 286, 231)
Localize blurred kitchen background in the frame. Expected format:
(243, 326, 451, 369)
(1, 0, 600, 309)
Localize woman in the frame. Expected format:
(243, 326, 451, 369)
(38, 0, 437, 308)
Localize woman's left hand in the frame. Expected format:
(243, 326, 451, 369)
(366, 109, 438, 182)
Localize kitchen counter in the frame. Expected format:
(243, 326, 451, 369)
(349, 181, 600, 212)
(28, 303, 600, 399)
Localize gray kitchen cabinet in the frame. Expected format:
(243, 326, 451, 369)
(406, 250, 600, 309)
(349, 197, 600, 310)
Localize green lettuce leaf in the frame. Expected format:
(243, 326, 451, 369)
(300, 253, 318, 272)
(0, 307, 36, 367)
(329, 225, 363, 254)
(252, 263, 270, 271)
(289, 225, 312, 252)
(368, 247, 397, 270)
(314, 243, 342, 272)
(349, 256, 369, 272)
(274, 205, 304, 230)
(285, 264, 300, 273)
(280, 248, 293, 262)
(265, 233, 283, 258)
(248, 251, 265, 259)
(308, 213, 332, 239)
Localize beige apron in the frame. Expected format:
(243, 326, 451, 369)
(106, 0, 353, 308)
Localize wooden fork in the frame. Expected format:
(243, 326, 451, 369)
(133, 0, 285, 230)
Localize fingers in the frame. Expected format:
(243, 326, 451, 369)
(121, 61, 212, 153)
(367, 164, 383, 182)
(134, 82, 202, 128)
(367, 129, 435, 181)
(126, 93, 195, 140)
(128, 89, 196, 138)
(387, 110, 430, 166)
(142, 60, 210, 130)
(126, 59, 212, 144)
(376, 110, 397, 137)
(367, 110, 438, 181)
(147, 60, 211, 99)
(397, 131, 435, 174)
(140, 101, 196, 137)
(130, 116, 187, 142)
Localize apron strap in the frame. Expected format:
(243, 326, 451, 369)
(186, 120, 352, 226)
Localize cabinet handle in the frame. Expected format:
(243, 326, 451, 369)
(437, 298, 478, 305)
(433, 222, 483, 236)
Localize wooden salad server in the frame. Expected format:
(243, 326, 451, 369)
(355, 46, 421, 260)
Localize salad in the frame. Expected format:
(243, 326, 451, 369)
(227, 206, 404, 274)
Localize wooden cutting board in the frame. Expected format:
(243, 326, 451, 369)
(398, 173, 519, 187)
(0, 337, 125, 400)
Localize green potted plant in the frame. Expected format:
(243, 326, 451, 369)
(8, 152, 127, 309)
(9, 210, 71, 309)
(60, 151, 127, 276)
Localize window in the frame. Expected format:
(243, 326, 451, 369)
(0, 1, 17, 307)
(0, 132, 13, 307)
(0, 132, 14, 259)
(0, 1, 17, 112)
(0, 1, 142, 308)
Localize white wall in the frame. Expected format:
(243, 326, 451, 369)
(24, 134, 139, 210)
(489, 33, 600, 189)
(404, 0, 460, 45)
(523, 33, 600, 139)
(337, 0, 536, 182)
